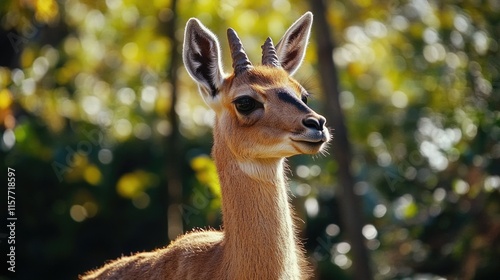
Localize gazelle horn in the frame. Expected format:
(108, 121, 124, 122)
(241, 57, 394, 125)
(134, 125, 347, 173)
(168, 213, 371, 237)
(227, 28, 252, 75)
(261, 37, 280, 67)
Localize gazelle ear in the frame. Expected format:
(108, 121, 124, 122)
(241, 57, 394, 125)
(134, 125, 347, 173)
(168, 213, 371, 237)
(275, 12, 313, 75)
(183, 18, 225, 101)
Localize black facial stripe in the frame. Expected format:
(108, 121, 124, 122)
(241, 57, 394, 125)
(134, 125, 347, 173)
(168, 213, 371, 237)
(277, 91, 310, 113)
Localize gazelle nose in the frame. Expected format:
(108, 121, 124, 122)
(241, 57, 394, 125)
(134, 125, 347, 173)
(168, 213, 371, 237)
(302, 116, 325, 131)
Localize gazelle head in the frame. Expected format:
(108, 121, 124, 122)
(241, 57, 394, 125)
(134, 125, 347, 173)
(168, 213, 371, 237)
(183, 12, 330, 160)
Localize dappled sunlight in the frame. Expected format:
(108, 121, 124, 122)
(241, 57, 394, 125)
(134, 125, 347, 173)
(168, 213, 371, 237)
(116, 170, 158, 199)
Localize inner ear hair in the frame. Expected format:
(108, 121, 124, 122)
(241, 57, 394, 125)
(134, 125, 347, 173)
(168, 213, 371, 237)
(183, 18, 224, 98)
(275, 12, 313, 75)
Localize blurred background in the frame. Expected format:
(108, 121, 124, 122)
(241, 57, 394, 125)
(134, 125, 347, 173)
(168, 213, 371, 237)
(0, 0, 499, 279)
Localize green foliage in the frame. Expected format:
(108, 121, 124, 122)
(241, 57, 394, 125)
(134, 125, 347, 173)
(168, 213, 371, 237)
(0, 0, 499, 279)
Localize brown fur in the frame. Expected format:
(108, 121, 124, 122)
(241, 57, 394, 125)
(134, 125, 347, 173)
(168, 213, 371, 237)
(81, 12, 329, 280)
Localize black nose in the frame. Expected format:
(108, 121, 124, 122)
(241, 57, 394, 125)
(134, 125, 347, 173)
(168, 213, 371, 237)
(302, 116, 325, 131)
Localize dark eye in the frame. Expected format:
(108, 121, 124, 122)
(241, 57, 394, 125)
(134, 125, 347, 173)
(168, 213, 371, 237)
(301, 95, 308, 104)
(234, 96, 259, 115)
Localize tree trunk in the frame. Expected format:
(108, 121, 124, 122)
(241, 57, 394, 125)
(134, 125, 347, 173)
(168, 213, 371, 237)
(309, 1, 373, 279)
(164, 0, 183, 240)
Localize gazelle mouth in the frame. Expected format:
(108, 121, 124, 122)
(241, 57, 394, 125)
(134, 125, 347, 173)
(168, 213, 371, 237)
(290, 136, 328, 155)
(291, 131, 329, 144)
(292, 139, 325, 145)
(293, 140, 326, 152)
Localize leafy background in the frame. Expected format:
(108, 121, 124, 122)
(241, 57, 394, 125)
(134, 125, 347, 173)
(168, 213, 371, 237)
(0, 0, 499, 279)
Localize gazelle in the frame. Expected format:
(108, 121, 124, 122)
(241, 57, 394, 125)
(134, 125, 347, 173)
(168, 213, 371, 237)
(81, 12, 329, 280)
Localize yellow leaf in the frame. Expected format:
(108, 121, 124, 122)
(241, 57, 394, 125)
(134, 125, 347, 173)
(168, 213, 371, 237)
(35, 0, 59, 23)
(0, 89, 12, 109)
(84, 165, 102, 186)
(191, 155, 212, 171)
(403, 202, 418, 219)
(353, 0, 372, 8)
(347, 62, 365, 77)
(116, 170, 156, 199)
(190, 156, 221, 197)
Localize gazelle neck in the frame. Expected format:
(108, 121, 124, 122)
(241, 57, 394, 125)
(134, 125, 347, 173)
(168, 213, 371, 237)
(212, 136, 303, 279)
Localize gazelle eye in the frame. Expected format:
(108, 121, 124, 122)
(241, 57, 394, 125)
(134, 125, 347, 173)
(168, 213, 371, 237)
(234, 96, 260, 115)
(301, 95, 308, 104)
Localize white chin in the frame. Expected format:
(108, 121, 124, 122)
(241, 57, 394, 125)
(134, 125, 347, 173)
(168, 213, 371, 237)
(292, 141, 325, 155)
